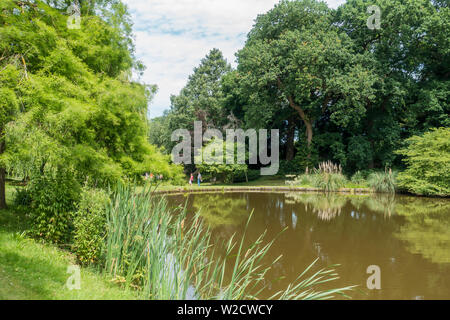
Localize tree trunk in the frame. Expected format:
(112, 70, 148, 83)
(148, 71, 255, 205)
(305, 121, 313, 148)
(0, 140, 6, 209)
(286, 115, 296, 161)
(276, 77, 313, 153)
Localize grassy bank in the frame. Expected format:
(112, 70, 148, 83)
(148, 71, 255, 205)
(148, 175, 372, 194)
(0, 185, 142, 300)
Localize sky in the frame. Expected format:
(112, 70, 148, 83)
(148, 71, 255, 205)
(122, 0, 347, 118)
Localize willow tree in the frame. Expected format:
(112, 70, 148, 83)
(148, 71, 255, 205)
(0, 0, 184, 203)
(0, 78, 19, 209)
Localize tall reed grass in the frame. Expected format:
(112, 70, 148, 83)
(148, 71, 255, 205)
(368, 169, 396, 194)
(287, 161, 347, 192)
(103, 183, 355, 300)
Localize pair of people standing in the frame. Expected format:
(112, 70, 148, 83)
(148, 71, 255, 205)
(189, 173, 202, 186)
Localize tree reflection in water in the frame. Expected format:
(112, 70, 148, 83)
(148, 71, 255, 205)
(286, 193, 347, 221)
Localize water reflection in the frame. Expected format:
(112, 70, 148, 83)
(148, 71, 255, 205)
(191, 193, 247, 228)
(166, 192, 450, 299)
(394, 197, 450, 264)
(286, 193, 347, 221)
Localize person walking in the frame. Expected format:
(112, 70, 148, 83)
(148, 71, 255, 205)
(197, 172, 202, 186)
(189, 173, 194, 186)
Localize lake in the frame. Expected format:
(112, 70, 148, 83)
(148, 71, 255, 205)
(166, 192, 450, 300)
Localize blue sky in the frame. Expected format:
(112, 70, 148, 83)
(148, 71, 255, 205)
(122, 0, 347, 118)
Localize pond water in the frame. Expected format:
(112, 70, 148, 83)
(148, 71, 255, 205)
(166, 192, 450, 300)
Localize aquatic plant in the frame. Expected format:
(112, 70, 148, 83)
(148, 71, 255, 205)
(287, 162, 348, 192)
(350, 171, 366, 186)
(311, 173, 347, 192)
(367, 169, 396, 194)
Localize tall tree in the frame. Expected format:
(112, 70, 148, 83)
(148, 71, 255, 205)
(335, 0, 449, 169)
(0, 0, 184, 194)
(169, 48, 232, 132)
(236, 0, 378, 157)
(159, 49, 232, 169)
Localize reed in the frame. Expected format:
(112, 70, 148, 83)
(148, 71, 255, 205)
(103, 183, 355, 300)
(368, 169, 396, 194)
(287, 162, 348, 192)
(311, 161, 345, 191)
(310, 172, 347, 192)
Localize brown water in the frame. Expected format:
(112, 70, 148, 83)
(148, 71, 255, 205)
(166, 192, 450, 300)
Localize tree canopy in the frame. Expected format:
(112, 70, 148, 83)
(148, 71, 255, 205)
(0, 0, 184, 202)
(150, 0, 448, 184)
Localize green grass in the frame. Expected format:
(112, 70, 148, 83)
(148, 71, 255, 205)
(151, 175, 370, 192)
(157, 176, 287, 189)
(0, 185, 143, 300)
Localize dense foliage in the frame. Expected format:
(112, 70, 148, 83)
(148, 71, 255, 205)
(396, 128, 450, 196)
(149, 0, 449, 196)
(73, 186, 110, 264)
(27, 171, 81, 244)
(195, 139, 248, 183)
(0, 0, 184, 196)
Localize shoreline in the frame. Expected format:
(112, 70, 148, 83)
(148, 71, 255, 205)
(153, 186, 375, 195)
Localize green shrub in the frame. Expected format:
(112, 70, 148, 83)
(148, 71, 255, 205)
(73, 187, 110, 265)
(287, 174, 315, 187)
(28, 171, 81, 244)
(396, 128, 450, 197)
(233, 169, 260, 183)
(279, 160, 303, 175)
(195, 139, 248, 184)
(368, 171, 396, 194)
(13, 187, 32, 207)
(350, 171, 366, 185)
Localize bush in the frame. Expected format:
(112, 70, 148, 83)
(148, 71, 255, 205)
(368, 170, 396, 194)
(195, 139, 248, 184)
(73, 187, 110, 265)
(350, 171, 366, 185)
(286, 174, 315, 187)
(279, 160, 302, 175)
(13, 187, 32, 208)
(396, 128, 450, 197)
(28, 171, 81, 244)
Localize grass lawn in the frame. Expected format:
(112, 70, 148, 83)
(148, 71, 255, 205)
(0, 185, 142, 300)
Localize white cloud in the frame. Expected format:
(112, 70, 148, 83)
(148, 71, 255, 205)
(123, 0, 347, 118)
